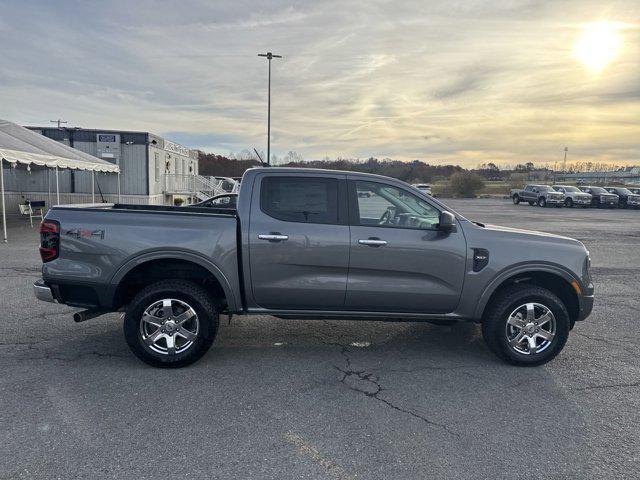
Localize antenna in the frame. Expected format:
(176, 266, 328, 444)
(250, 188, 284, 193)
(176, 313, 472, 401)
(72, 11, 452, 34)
(253, 148, 268, 167)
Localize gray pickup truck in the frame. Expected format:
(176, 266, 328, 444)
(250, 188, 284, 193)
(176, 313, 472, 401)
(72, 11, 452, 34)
(511, 184, 565, 207)
(35, 168, 594, 368)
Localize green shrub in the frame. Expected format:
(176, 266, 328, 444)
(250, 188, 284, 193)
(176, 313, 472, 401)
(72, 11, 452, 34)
(450, 172, 485, 197)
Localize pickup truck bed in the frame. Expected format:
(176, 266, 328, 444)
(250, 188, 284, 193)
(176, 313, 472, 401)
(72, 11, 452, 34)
(40, 203, 242, 312)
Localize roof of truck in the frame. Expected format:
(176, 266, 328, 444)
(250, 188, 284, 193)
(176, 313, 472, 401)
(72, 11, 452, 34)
(246, 166, 406, 182)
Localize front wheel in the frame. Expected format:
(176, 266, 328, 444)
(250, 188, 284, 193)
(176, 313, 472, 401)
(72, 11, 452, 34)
(565, 198, 573, 208)
(538, 197, 546, 207)
(512, 194, 520, 205)
(124, 280, 218, 368)
(481, 285, 570, 366)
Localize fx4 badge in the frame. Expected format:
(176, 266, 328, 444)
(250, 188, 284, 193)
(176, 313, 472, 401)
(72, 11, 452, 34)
(65, 228, 105, 239)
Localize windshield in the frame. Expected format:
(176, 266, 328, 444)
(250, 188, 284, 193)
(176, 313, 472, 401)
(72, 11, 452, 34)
(589, 187, 607, 194)
(559, 186, 580, 192)
(536, 186, 553, 192)
(613, 188, 632, 195)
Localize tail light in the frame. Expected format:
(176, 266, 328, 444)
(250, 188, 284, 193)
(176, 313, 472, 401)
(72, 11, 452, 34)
(39, 220, 60, 262)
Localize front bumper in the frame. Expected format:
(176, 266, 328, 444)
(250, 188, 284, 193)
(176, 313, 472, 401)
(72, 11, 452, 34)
(577, 293, 594, 321)
(34, 279, 57, 303)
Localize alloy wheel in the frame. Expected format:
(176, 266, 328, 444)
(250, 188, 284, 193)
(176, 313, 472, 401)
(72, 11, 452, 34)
(505, 303, 556, 355)
(139, 298, 199, 355)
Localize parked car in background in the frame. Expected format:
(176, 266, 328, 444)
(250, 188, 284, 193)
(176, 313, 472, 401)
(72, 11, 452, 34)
(603, 187, 640, 209)
(629, 187, 640, 195)
(511, 184, 565, 207)
(190, 193, 238, 209)
(34, 167, 593, 368)
(552, 185, 592, 208)
(578, 186, 619, 208)
(412, 184, 433, 196)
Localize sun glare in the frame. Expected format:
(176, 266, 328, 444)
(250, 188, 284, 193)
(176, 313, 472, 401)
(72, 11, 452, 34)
(573, 21, 623, 73)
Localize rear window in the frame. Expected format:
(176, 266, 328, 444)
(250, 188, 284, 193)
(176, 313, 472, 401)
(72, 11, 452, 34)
(260, 176, 339, 224)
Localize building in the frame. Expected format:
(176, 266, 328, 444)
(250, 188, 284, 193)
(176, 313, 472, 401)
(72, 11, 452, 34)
(1, 126, 235, 213)
(30, 127, 200, 203)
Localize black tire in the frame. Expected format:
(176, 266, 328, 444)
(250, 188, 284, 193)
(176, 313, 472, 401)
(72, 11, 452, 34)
(512, 194, 520, 205)
(123, 280, 218, 368)
(538, 197, 546, 207)
(481, 284, 570, 366)
(565, 198, 573, 208)
(528, 201, 535, 206)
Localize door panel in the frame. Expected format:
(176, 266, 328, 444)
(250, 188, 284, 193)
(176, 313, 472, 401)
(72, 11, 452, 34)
(346, 180, 466, 313)
(347, 226, 466, 313)
(248, 174, 349, 310)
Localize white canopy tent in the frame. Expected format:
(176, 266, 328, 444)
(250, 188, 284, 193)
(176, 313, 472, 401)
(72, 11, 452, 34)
(0, 119, 120, 242)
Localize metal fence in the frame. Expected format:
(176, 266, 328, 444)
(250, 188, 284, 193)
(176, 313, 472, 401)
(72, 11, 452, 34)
(162, 174, 237, 198)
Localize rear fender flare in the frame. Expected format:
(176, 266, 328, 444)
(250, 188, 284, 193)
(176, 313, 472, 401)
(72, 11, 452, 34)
(108, 250, 238, 311)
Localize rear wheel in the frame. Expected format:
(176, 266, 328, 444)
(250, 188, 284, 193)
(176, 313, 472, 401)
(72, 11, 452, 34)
(538, 197, 546, 207)
(482, 285, 570, 366)
(124, 280, 218, 368)
(565, 198, 573, 208)
(512, 194, 520, 205)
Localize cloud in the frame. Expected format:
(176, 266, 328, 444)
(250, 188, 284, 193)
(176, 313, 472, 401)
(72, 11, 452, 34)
(0, 0, 638, 166)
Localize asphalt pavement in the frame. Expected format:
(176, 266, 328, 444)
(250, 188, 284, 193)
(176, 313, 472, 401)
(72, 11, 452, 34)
(1, 199, 639, 479)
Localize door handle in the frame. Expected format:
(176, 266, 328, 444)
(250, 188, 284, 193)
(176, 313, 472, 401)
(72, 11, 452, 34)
(258, 233, 289, 242)
(358, 238, 387, 247)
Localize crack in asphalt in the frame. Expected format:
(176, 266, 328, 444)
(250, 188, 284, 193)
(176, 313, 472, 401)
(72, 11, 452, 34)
(572, 331, 636, 356)
(333, 346, 458, 436)
(0, 350, 129, 365)
(0, 266, 41, 278)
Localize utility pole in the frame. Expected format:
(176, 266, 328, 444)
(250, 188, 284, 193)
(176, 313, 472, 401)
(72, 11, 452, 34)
(50, 119, 67, 129)
(562, 146, 568, 173)
(258, 52, 282, 165)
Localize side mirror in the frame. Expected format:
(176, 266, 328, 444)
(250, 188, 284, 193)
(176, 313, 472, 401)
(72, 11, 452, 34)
(438, 211, 457, 233)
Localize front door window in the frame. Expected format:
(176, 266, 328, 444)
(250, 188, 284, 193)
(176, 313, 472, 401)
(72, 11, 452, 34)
(354, 181, 440, 230)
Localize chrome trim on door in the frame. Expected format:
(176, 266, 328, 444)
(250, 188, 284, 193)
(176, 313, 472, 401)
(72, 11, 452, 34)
(358, 239, 388, 246)
(258, 234, 289, 241)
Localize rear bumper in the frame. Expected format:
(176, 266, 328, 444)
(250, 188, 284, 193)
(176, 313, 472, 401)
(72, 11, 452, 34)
(34, 279, 57, 303)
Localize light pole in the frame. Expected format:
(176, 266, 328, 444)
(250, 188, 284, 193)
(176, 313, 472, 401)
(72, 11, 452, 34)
(562, 146, 568, 172)
(258, 52, 282, 165)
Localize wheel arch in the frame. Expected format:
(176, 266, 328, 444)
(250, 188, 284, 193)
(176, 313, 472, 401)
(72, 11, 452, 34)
(109, 251, 238, 312)
(476, 265, 580, 325)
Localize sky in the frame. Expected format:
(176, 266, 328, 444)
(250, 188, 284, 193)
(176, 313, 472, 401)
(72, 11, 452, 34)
(0, 0, 638, 167)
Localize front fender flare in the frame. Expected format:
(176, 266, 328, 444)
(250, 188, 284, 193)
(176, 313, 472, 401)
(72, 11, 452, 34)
(473, 262, 581, 320)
